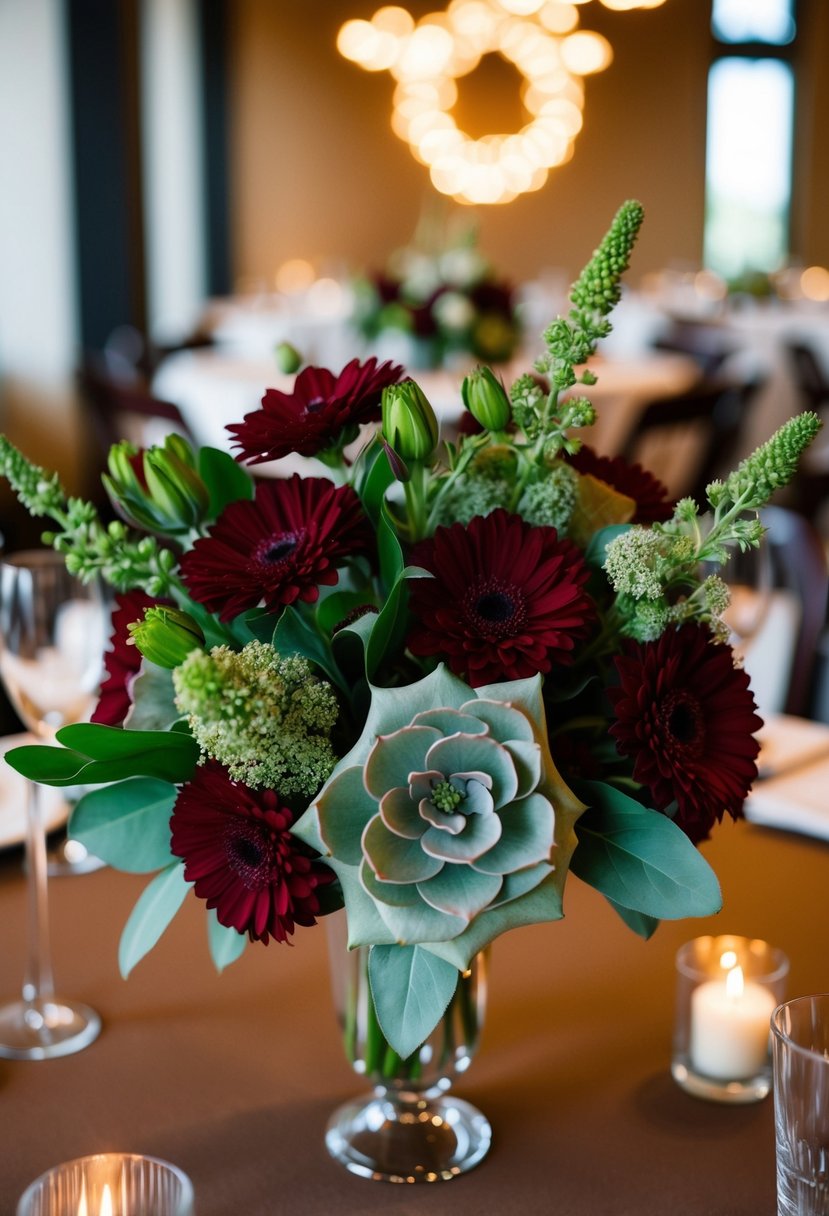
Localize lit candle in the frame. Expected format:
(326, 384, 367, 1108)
(77, 1180, 113, 1216)
(690, 956, 777, 1080)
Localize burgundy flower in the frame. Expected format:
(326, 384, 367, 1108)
(228, 357, 403, 464)
(608, 623, 763, 843)
(178, 474, 372, 621)
(170, 763, 335, 944)
(567, 444, 673, 524)
(408, 508, 596, 686)
(92, 591, 159, 726)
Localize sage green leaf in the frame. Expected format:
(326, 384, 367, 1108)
(461, 698, 534, 742)
(118, 863, 192, 977)
(379, 786, 425, 840)
(374, 890, 467, 943)
(473, 791, 554, 875)
(361, 859, 422, 908)
(421, 811, 502, 862)
(571, 780, 722, 919)
(125, 661, 181, 731)
(207, 911, 248, 971)
(607, 898, 660, 940)
(364, 725, 440, 800)
(198, 445, 254, 517)
(412, 708, 488, 736)
(502, 739, 541, 798)
(468, 675, 545, 733)
(69, 778, 177, 872)
(368, 944, 460, 1059)
(418, 865, 502, 920)
(584, 523, 631, 569)
(363, 816, 444, 883)
(487, 860, 554, 908)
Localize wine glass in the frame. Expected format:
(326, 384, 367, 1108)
(0, 549, 109, 1059)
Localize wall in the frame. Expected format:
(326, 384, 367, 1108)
(229, 0, 712, 289)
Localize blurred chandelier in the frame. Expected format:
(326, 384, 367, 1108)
(338, 0, 667, 205)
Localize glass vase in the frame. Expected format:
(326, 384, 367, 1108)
(325, 915, 492, 1183)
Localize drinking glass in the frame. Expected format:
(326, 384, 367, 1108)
(0, 549, 109, 1059)
(772, 994, 829, 1216)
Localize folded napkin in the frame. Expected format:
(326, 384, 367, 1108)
(745, 714, 829, 841)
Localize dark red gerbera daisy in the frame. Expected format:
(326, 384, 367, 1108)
(170, 763, 335, 944)
(567, 444, 673, 523)
(178, 474, 372, 621)
(92, 590, 160, 726)
(408, 508, 596, 686)
(607, 623, 763, 843)
(227, 357, 403, 464)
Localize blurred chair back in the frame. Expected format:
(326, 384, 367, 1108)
(620, 375, 760, 505)
(786, 342, 829, 412)
(651, 320, 734, 377)
(78, 357, 194, 464)
(745, 506, 828, 719)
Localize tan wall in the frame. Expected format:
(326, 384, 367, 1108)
(229, 0, 829, 288)
(230, 0, 710, 288)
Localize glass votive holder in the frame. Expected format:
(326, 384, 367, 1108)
(16, 1153, 194, 1216)
(771, 993, 829, 1216)
(672, 934, 789, 1104)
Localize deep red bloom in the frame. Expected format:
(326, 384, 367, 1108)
(607, 624, 763, 843)
(170, 763, 335, 944)
(92, 591, 158, 726)
(408, 509, 596, 686)
(228, 357, 403, 464)
(567, 445, 673, 524)
(178, 475, 372, 621)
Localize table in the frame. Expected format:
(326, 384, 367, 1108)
(1, 810, 826, 1214)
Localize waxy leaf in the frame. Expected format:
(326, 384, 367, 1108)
(198, 445, 254, 517)
(571, 780, 722, 919)
(69, 777, 178, 872)
(119, 863, 192, 977)
(368, 943, 459, 1059)
(6, 724, 198, 787)
(207, 911, 248, 972)
(273, 604, 349, 694)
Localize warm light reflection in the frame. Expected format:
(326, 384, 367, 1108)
(720, 949, 739, 970)
(801, 265, 829, 302)
(275, 259, 315, 294)
(725, 964, 745, 999)
(339, 0, 665, 202)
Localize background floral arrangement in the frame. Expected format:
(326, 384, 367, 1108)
(351, 214, 520, 368)
(0, 201, 820, 1058)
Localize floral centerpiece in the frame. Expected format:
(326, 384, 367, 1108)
(352, 214, 520, 368)
(0, 201, 820, 1175)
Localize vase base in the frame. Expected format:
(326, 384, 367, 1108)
(326, 1092, 492, 1183)
(0, 996, 101, 1060)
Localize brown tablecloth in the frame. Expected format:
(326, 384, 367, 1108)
(1, 819, 826, 1214)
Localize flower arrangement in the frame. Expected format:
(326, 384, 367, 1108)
(352, 216, 520, 368)
(0, 201, 820, 1060)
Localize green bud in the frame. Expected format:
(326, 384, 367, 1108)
(275, 341, 302, 374)
(103, 435, 210, 537)
(381, 379, 439, 463)
(461, 365, 511, 431)
(128, 606, 205, 669)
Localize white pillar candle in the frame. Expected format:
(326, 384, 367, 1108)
(690, 964, 777, 1080)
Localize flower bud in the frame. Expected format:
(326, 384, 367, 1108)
(381, 379, 439, 463)
(461, 365, 511, 431)
(128, 606, 205, 668)
(103, 435, 210, 537)
(274, 341, 302, 374)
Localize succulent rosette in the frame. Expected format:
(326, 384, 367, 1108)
(293, 664, 584, 972)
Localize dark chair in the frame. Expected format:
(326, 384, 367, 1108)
(651, 320, 735, 377)
(786, 341, 829, 412)
(77, 356, 195, 465)
(758, 505, 829, 718)
(620, 375, 761, 505)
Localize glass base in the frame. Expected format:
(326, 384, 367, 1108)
(671, 1058, 771, 1104)
(326, 1091, 492, 1183)
(0, 996, 101, 1060)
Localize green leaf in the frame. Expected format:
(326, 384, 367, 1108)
(119, 863, 192, 977)
(125, 661, 182, 731)
(198, 446, 253, 519)
(584, 523, 631, 569)
(368, 943, 459, 1059)
(378, 499, 404, 593)
(69, 778, 178, 872)
(607, 898, 660, 940)
(570, 780, 722, 919)
(6, 723, 199, 787)
(207, 911, 248, 971)
(273, 604, 348, 694)
(316, 590, 376, 637)
(357, 441, 395, 526)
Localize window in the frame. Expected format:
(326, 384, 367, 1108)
(704, 0, 796, 279)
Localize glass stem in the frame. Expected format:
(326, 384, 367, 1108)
(22, 780, 54, 1004)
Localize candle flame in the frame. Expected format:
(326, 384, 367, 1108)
(720, 949, 738, 970)
(78, 1181, 88, 1216)
(725, 964, 745, 999)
